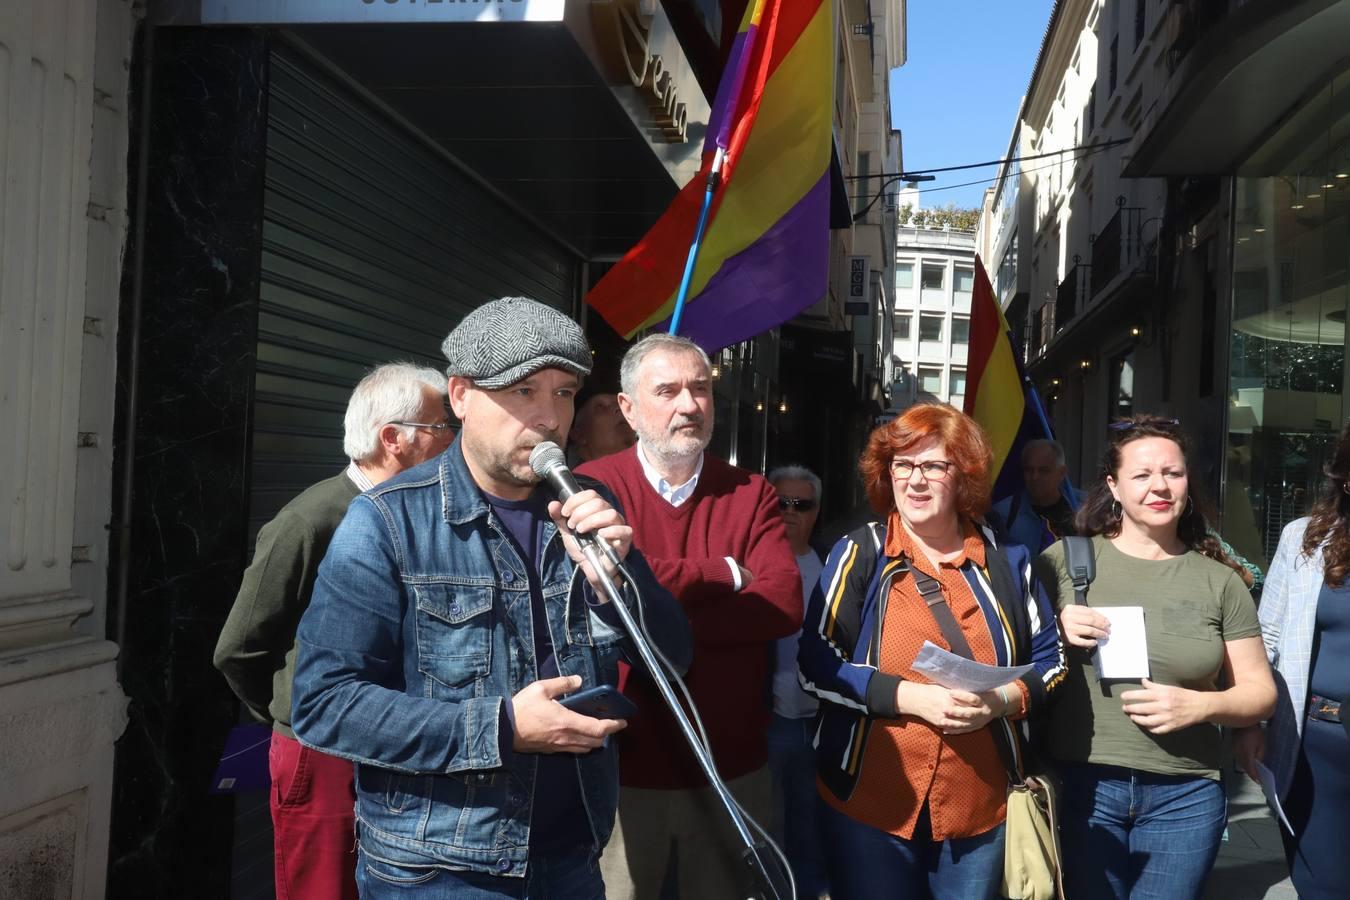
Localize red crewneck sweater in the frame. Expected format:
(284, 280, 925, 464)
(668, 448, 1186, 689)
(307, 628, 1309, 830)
(577, 446, 802, 788)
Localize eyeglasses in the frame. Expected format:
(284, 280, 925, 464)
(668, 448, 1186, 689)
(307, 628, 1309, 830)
(1108, 418, 1180, 431)
(390, 420, 453, 433)
(891, 459, 954, 480)
(777, 497, 817, 512)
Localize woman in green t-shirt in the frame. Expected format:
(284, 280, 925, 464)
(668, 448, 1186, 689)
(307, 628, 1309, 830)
(1035, 415, 1276, 900)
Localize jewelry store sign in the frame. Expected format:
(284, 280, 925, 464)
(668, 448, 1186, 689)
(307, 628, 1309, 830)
(195, 0, 565, 24)
(845, 256, 871, 316)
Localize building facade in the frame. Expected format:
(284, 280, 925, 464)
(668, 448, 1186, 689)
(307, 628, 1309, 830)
(981, 0, 1350, 575)
(0, 3, 136, 897)
(891, 222, 977, 409)
(773, 0, 907, 517)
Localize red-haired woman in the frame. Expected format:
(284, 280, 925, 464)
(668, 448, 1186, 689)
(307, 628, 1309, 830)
(798, 404, 1066, 899)
(1036, 415, 1276, 899)
(1234, 421, 1350, 899)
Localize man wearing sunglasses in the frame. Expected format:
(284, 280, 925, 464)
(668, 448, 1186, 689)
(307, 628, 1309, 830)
(767, 466, 831, 900)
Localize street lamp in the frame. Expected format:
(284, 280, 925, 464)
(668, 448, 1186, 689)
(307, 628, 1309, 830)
(851, 172, 938, 223)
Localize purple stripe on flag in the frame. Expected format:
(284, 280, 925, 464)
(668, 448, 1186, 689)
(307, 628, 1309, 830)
(660, 173, 830, 352)
(703, 24, 759, 154)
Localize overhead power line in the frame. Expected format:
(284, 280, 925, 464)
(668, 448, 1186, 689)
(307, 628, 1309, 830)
(849, 138, 1129, 221)
(843, 137, 1131, 181)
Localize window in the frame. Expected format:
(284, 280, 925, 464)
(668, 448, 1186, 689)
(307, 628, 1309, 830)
(921, 264, 945, 291)
(1109, 36, 1119, 95)
(895, 262, 914, 290)
(1087, 86, 1096, 133)
(855, 152, 871, 215)
(1110, 351, 1135, 419)
(951, 317, 971, 344)
(1134, 0, 1146, 48)
(918, 366, 943, 394)
(950, 368, 967, 396)
(953, 268, 974, 295)
(919, 314, 944, 341)
(895, 313, 912, 341)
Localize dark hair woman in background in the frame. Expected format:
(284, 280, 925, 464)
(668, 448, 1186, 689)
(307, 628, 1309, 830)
(798, 404, 1066, 899)
(1235, 421, 1350, 899)
(1036, 415, 1276, 899)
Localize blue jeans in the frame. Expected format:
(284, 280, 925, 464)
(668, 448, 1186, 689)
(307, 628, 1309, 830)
(818, 798, 1005, 900)
(767, 714, 830, 898)
(355, 847, 603, 899)
(1057, 762, 1226, 900)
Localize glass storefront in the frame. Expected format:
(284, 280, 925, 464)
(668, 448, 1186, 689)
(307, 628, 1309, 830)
(1225, 69, 1350, 570)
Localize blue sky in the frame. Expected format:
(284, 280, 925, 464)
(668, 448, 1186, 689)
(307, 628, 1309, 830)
(889, 0, 1056, 211)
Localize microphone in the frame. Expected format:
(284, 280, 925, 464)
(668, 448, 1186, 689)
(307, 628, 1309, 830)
(529, 441, 624, 568)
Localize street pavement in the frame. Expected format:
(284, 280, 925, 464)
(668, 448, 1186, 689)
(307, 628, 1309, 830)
(1203, 772, 1296, 900)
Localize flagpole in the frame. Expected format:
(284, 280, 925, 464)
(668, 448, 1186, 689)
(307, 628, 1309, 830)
(668, 147, 725, 336)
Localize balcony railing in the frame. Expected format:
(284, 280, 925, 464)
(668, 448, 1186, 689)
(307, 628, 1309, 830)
(1090, 204, 1144, 297)
(1167, 0, 1235, 74)
(1057, 262, 1091, 326)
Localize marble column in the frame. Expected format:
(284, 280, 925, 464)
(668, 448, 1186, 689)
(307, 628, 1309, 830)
(107, 27, 269, 899)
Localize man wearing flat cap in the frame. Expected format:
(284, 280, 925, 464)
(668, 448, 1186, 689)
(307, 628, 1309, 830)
(292, 297, 691, 897)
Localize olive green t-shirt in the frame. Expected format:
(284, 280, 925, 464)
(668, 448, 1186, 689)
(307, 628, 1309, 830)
(1035, 536, 1261, 779)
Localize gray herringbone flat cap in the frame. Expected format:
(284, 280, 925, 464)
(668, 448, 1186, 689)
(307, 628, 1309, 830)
(441, 296, 592, 389)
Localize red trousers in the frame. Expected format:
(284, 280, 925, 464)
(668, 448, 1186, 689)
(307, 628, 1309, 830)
(269, 730, 358, 900)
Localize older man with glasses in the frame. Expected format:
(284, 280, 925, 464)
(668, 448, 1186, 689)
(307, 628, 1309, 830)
(214, 361, 453, 900)
(767, 465, 831, 900)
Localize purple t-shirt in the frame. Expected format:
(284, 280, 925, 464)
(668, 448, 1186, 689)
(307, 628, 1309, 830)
(486, 489, 588, 854)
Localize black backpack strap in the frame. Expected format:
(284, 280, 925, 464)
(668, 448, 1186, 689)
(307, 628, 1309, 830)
(1062, 535, 1095, 606)
(908, 563, 975, 660)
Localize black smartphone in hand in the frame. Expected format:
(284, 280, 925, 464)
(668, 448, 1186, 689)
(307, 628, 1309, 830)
(558, 685, 638, 720)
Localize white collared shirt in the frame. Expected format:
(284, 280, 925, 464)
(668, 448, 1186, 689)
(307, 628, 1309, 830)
(635, 441, 703, 507)
(635, 442, 742, 590)
(346, 460, 376, 492)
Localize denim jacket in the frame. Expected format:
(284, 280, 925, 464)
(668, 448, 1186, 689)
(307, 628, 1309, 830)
(291, 439, 691, 876)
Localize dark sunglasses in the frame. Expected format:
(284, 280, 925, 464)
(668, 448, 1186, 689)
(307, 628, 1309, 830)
(777, 497, 817, 512)
(1108, 417, 1180, 431)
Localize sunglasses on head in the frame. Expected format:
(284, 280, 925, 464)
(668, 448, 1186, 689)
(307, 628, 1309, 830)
(1108, 417, 1180, 431)
(777, 497, 817, 512)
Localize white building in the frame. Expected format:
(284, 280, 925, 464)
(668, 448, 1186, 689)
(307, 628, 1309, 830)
(891, 217, 976, 410)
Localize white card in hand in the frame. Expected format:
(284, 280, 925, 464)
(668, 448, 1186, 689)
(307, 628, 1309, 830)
(1092, 606, 1150, 679)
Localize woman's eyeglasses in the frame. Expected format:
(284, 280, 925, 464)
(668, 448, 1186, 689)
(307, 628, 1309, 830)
(890, 459, 953, 480)
(777, 497, 817, 512)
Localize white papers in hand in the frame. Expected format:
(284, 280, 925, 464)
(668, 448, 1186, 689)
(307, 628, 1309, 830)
(1254, 759, 1294, 834)
(911, 641, 1034, 693)
(1092, 606, 1150, 679)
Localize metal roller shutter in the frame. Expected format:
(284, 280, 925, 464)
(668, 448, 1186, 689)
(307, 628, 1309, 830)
(249, 46, 579, 534)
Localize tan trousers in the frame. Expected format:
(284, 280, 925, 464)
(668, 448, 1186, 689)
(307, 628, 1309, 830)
(601, 766, 774, 900)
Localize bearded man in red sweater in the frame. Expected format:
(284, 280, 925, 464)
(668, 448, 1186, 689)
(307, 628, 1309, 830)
(577, 333, 802, 900)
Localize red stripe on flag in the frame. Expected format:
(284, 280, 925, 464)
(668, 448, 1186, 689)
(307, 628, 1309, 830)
(963, 257, 1002, 416)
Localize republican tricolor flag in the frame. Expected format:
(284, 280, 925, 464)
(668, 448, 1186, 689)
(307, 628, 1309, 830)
(963, 257, 1058, 502)
(586, 0, 832, 351)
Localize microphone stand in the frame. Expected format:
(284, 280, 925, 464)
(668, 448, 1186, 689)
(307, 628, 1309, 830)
(575, 541, 789, 900)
